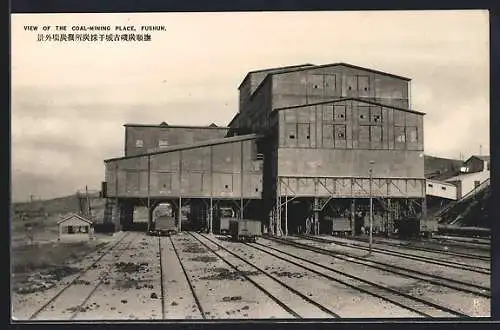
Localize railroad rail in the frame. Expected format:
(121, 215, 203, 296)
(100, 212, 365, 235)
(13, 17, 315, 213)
(297, 235, 490, 275)
(328, 235, 490, 261)
(188, 232, 340, 318)
(264, 236, 490, 298)
(168, 236, 205, 319)
(200, 234, 468, 318)
(28, 232, 136, 320)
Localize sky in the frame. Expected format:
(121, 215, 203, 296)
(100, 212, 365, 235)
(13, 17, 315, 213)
(11, 10, 489, 202)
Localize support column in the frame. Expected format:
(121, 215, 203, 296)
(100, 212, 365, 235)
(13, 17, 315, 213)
(178, 196, 182, 233)
(209, 197, 213, 234)
(111, 201, 121, 232)
(313, 198, 320, 236)
(350, 199, 356, 236)
(284, 194, 288, 236)
(147, 203, 153, 232)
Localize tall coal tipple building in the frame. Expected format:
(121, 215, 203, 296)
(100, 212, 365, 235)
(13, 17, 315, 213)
(102, 62, 426, 236)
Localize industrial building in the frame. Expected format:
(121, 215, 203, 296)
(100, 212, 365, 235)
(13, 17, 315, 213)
(102, 62, 439, 236)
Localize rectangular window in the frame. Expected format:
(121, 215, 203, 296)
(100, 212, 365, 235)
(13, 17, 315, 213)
(158, 139, 169, 148)
(358, 106, 370, 123)
(323, 124, 334, 147)
(334, 104, 346, 121)
(285, 123, 297, 147)
(370, 125, 382, 148)
(371, 106, 382, 123)
(297, 123, 311, 147)
(394, 126, 406, 146)
(359, 125, 370, 148)
(323, 105, 334, 121)
(406, 126, 418, 143)
(135, 139, 144, 148)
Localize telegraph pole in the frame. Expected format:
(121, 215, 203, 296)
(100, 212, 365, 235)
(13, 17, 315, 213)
(369, 160, 375, 255)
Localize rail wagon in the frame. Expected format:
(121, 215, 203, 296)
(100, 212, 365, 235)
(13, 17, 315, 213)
(228, 219, 261, 242)
(149, 204, 178, 236)
(419, 217, 438, 238)
(219, 207, 236, 234)
(327, 216, 352, 236)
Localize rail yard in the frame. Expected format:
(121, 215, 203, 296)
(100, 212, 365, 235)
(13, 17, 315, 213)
(12, 62, 491, 320)
(12, 230, 490, 320)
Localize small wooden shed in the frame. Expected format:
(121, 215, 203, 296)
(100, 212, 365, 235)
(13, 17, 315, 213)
(57, 213, 94, 241)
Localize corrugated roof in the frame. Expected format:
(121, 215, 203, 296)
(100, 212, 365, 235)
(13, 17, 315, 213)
(273, 97, 425, 116)
(105, 133, 263, 163)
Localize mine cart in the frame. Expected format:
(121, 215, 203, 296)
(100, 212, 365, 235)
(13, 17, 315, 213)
(229, 219, 261, 242)
(150, 204, 178, 236)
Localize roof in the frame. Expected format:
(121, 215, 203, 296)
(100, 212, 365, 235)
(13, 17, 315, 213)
(105, 133, 263, 163)
(238, 64, 315, 89)
(466, 155, 490, 162)
(57, 213, 93, 225)
(250, 62, 411, 99)
(227, 112, 240, 127)
(445, 172, 491, 183)
(124, 123, 229, 129)
(273, 97, 426, 116)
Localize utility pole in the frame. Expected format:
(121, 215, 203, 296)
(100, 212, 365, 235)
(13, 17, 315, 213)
(369, 160, 375, 255)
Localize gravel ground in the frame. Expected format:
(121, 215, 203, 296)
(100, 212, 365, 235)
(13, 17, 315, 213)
(172, 233, 296, 319)
(196, 233, 422, 318)
(287, 237, 490, 289)
(259, 238, 491, 317)
(73, 234, 163, 320)
(11, 231, 129, 320)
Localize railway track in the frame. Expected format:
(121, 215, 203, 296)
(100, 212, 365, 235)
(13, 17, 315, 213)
(158, 237, 166, 319)
(188, 232, 340, 318)
(168, 235, 206, 319)
(264, 236, 490, 298)
(327, 235, 490, 261)
(28, 232, 138, 320)
(200, 234, 470, 318)
(297, 235, 490, 275)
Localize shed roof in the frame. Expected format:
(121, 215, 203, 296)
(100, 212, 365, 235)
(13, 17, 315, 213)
(104, 133, 263, 163)
(57, 213, 93, 225)
(273, 97, 426, 116)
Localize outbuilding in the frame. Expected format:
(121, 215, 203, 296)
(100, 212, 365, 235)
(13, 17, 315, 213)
(57, 213, 94, 241)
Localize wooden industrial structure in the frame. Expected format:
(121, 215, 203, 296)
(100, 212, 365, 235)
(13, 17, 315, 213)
(103, 62, 433, 237)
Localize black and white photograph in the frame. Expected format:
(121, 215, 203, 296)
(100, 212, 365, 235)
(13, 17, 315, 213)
(11, 10, 491, 320)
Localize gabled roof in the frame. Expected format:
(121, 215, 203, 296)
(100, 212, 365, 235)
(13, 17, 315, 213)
(105, 133, 263, 163)
(57, 213, 93, 225)
(227, 112, 240, 127)
(467, 155, 490, 162)
(124, 123, 228, 129)
(273, 97, 425, 116)
(238, 64, 315, 89)
(249, 62, 411, 99)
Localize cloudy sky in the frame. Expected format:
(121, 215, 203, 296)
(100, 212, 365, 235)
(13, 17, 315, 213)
(11, 10, 489, 202)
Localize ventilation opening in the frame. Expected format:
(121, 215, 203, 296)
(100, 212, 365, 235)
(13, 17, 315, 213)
(314, 85, 319, 89)
(289, 135, 295, 139)
(338, 133, 345, 138)
(340, 114, 344, 119)
(364, 87, 368, 91)
(348, 86, 352, 90)
(441, 187, 447, 190)
(360, 115, 365, 119)
(224, 185, 229, 189)
(306, 135, 310, 139)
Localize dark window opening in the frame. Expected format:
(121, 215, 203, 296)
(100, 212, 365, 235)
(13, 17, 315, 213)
(360, 115, 364, 119)
(314, 85, 319, 89)
(441, 187, 447, 190)
(364, 87, 368, 91)
(428, 184, 433, 188)
(374, 115, 381, 122)
(340, 114, 344, 118)
(348, 86, 352, 90)
(306, 135, 310, 139)
(338, 133, 345, 138)
(224, 185, 229, 189)
(255, 188, 259, 192)
(289, 135, 295, 139)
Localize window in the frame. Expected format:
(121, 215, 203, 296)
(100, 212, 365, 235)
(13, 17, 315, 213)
(395, 126, 406, 143)
(428, 184, 433, 188)
(406, 127, 418, 143)
(323, 124, 334, 147)
(135, 139, 144, 148)
(334, 104, 346, 121)
(158, 139, 169, 148)
(441, 187, 447, 191)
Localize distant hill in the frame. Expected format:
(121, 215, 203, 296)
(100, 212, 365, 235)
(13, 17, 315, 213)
(12, 193, 106, 221)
